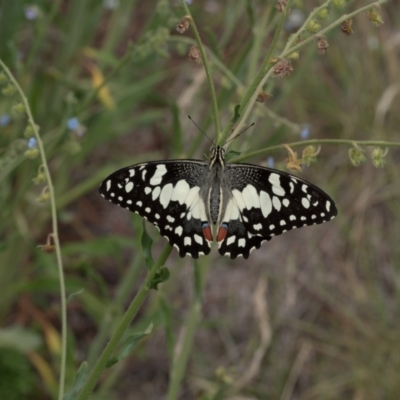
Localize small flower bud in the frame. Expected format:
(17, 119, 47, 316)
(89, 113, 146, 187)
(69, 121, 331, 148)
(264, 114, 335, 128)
(307, 20, 321, 33)
(273, 59, 294, 78)
(0, 72, 8, 84)
(288, 51, 299, 60)
(275, 0, 288, 12)
(302, 145, 321, 166)
(348, 147, 366, 166)
(371, 147, 387, 168)
(368, 8, 384, 27)
(33, 171, 47, 185)
(2, 84, 16, 96)
(256, 92, 272, 103)
(188, 46, 201, 64)
(341, 20, 353, 35)
(176, 16, 190, 34)
(316, 35, 329, 55)
(332, 0, 346, 8)
(25, 148, 39, 159)
(12, 102, 25, 115)
(37, 189, 50, 203)
(316, 8, 329, 20)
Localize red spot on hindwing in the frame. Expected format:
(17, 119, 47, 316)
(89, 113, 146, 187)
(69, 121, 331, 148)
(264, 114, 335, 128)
(202, 225, 213, 242)
(217, 226, 228, 242)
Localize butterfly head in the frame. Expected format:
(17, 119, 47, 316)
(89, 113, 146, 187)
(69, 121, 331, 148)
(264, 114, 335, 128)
(209, 146, 226, 169)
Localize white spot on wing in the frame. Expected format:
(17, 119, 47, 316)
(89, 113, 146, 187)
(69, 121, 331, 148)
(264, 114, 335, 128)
(167, 215, 175, 223)
(227, 236, 236, 246)
(283, 198, 290, 207)
(145, 207, 150, 213)
(129, 169, 135, 177)
(242, 185, 260, 209)
(280, 220, 286, 226)
(127, 200, 132, 205)
(155, 213, 160, 219)
(260, 191, 272, 218)
(150, 164, 167, 186)
(136, 201, 142, 207)
(302, 197, 310, 208)
(175, 226, 183, 236)
(184, 237, 192, 246)
(160, 183, 173, 208)
(171, 180, 191, 204)
(326, 201, 331, 212)
(106, 180, 111, 191)
(194, 234, 203, 245)
(269, 224, 275, 230)
(302, 184, 308, 193)
(238, 238, 246, 247)
(142, 170, 147, 180)
(232, 189, 246, 211)
(145, 187, 151, 195)
(289, 215, 296, 221)
(254, 223, 262, 231)
(152, 186, 161, 201)
(289, 182, 294, 194)
(272, 196, 281, 211)
(125, 181, 134, 193)
(269, 173, 285, 196)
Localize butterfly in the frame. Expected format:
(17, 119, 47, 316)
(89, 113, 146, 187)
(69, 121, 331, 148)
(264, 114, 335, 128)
(99, 146, 337, 259)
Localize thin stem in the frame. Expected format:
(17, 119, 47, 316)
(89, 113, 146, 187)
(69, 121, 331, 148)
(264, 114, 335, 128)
(76, 244, 172, 400)
(221, 0, 293, 145)
(229, 139, 400, 163)
(180, 0, 221, 140)
(0, 59, 67, 400)
(281, 0, 388, 59)
(166, 260, 207, 400)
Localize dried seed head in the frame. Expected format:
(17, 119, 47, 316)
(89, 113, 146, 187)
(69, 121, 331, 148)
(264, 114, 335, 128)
(284, 145, 302, 171)
(176, 16, 190, 33)
(316, 35, 329, 55)
(256, 92, 272, 103)
(188, 46, 201, 64)
(275, 0, 288, 12)
(273, 59, 293, 78)
(341, 19, 353, 35)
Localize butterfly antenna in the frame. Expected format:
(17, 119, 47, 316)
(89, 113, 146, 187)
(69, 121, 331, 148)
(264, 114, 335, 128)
(188, 115, 214, 146)
(224, 122, 255, 147)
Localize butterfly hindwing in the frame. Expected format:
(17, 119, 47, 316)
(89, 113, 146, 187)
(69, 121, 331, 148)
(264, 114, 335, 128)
(99, 160, 211, 258)
(217, 164, 337, 258)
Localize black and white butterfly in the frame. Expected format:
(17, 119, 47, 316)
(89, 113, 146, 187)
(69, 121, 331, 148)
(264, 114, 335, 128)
(99, 146, 337, 259)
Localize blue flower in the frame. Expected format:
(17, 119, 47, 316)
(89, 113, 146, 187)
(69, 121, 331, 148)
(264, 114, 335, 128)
(67, 117, 80, 131)
(267, 156, 275, 168)
(28, 137, 37, 149)
(285, 9, 305, 31)
(24, 5, 40, 20)
(300, 124, 310, 140)
(0, 114, 11, 127)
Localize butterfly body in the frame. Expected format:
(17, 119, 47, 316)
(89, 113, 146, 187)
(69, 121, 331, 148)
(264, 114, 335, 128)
(99, 146, 337, 259)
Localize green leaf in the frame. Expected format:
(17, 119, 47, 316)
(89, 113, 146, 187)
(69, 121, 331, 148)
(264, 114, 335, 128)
(149, 267, 170, 290)
(141, 221, 154, 270)
(224, 149, 243, 162)
(106, 324, 153, 369)
(231, 105, 240, 124)
(66, 288, 84, 304)
(63, 361, 88, 400)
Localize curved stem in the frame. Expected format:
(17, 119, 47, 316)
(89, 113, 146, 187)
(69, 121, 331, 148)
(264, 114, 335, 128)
(76, 244, 172, 400)
(180, 0, 221, 140)
(229, 139, 400, 163)
(0, 58, 67, 400)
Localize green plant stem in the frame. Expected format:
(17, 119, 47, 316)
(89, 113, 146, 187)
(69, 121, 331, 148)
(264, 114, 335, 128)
(0, 58, 67, 400)
(281, 0, 388, 59)
(76, 244, 172, 400)
(230, 139, 400, 163)
(166, 260, 207, 400)
(221, 0, 293, 145)
(180, 0, 221, 140)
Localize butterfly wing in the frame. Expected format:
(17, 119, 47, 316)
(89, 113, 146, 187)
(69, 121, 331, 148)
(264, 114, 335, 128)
(99, 159, 211, 258)
(218, 164, 337, 259)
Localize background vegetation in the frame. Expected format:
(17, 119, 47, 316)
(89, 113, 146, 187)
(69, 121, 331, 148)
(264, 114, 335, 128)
(0, 0, 399, 399)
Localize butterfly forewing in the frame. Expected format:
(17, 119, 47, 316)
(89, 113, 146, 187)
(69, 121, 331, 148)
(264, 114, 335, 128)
(217, 164, 337, 258)
(99, 160, 212, 258)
